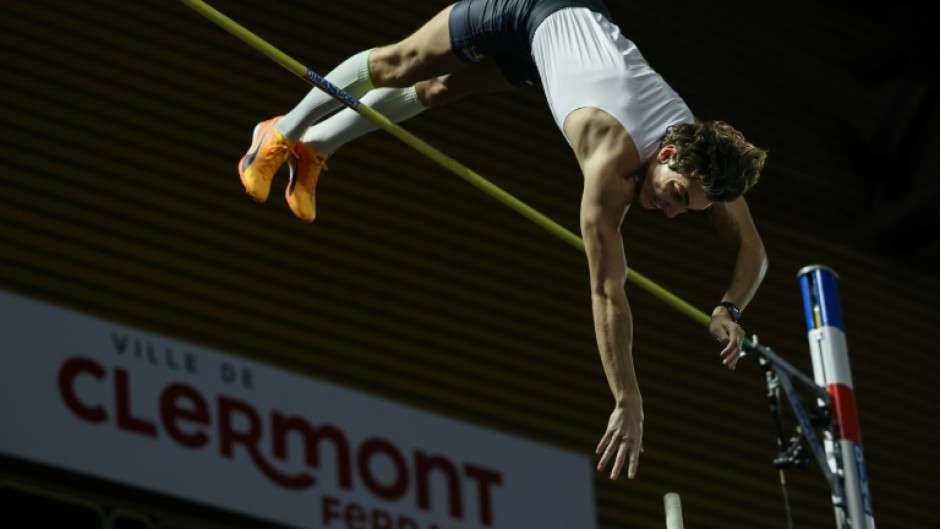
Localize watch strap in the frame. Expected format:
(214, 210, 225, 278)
(719, 301, 741, 323)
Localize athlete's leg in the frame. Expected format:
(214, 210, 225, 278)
(285, 60, 512, 222)
(367, 3, 465, 88)
(299, 59, 512, 155)
(240, 4, 465, 202)
(275, 49, 376, 142)
(277, 4, 463, 143)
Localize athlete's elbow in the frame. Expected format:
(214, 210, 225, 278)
(590, 278, 627, 302)
(757, 243, 769, 282)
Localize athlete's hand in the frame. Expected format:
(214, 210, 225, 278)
(710, 311, 744, 370)
(595, 398, 643, 479)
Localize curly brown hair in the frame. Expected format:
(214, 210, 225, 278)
(662, 120, 767, 202)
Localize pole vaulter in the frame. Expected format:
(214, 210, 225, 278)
(178, 2, 875, 527)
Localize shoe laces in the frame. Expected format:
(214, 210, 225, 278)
(293, 147, 328, 177)
(266, 136, 291, 160)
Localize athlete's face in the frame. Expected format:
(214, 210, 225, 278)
(639, 145, 712, 218)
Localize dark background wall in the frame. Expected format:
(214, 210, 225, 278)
(1, 1, 937, 528)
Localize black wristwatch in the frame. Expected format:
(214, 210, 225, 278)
(719, 301, 741, 323)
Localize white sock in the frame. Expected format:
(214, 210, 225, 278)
(300, 86, 427, 155)
(276, 49, 374, 142)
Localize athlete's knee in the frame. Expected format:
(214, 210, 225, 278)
(369, 45, 423, 88)
(414, 77, 451, 107)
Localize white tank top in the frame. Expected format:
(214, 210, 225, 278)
(531, 8, 694, 163)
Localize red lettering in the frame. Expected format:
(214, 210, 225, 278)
(464, 464, 502, 526)
(345, 502, 367, 529)
(58, 357, 107, 422)
(160, 383, 210, 448)
(217, 396, 315, 490)
(322, 495, 342, 525)
(56, 356, 503, 526)
(272, 413, 353, 489)
(115, 368, 157, 437)
(321, 496, 422, 529)
(358, 437, 408, 501)
(415, 451, 462, 519)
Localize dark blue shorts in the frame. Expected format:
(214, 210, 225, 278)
(448, 0, 612, 87)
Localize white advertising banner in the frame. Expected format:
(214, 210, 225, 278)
(0, 291, 596, 529)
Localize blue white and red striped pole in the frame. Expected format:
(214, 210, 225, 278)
(798, 265, 875, 529)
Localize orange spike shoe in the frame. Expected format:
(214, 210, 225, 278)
(237, 116, 292, 203)
(286, 142, 329, 223)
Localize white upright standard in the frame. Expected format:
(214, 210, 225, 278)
(798, 265, 875, 529)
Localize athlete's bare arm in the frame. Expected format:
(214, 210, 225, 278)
(706, 197, 768, 369)
(566, 109, 645, 479)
